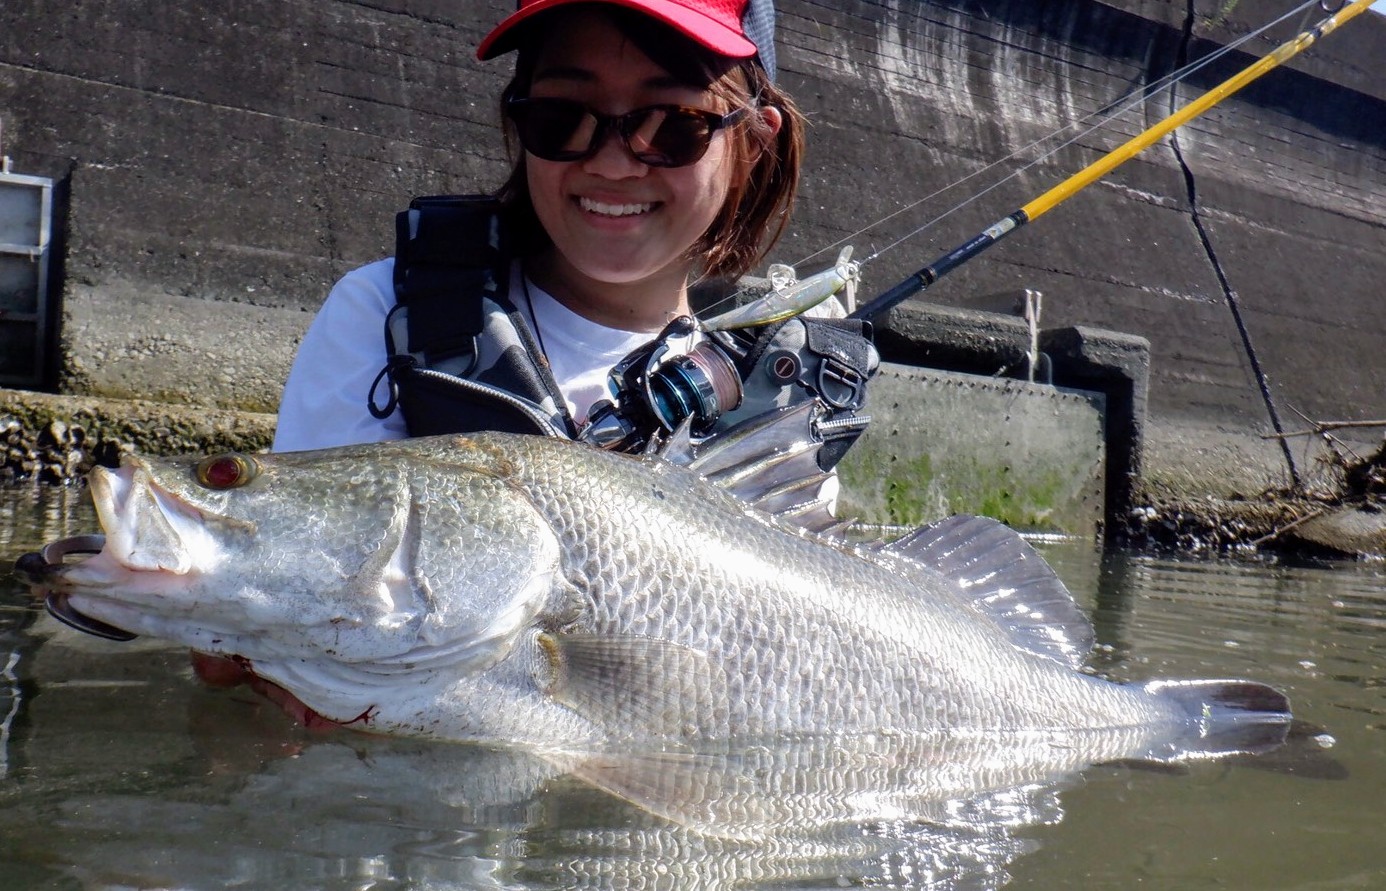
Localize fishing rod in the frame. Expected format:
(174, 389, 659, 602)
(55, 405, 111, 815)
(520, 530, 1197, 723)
(776, 0, 1325, 284)
(842, 0, 1378, 323)
(624, 0, 1370, 453)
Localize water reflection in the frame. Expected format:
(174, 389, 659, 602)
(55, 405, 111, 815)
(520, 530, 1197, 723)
(2, 728, 1072, 889)
(0, 622, 1123, 890)
(0, 483, 96, 552)
(2, 485, 84, 785)
(2, 486, 1384, 889)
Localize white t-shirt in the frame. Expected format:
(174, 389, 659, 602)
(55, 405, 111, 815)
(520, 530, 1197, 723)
(273, 259, 658, 452)
(519, 278, 660, 426)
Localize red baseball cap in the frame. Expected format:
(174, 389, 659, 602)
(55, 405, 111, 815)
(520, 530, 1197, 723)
(477, 0, 775, 78)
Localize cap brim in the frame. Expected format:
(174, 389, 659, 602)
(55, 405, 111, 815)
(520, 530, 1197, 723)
(477, 0, 758, 62)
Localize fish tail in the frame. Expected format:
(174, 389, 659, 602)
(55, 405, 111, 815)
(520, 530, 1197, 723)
(1143, 679, 1293, 761)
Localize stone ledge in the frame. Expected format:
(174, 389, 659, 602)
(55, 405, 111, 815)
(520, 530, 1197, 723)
(1, 388, 274, 483)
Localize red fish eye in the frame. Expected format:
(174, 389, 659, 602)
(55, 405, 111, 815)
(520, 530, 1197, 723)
(195, 454, 259, 490)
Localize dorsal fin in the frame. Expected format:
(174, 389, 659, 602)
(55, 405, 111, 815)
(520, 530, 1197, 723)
(655, 418, 697, 466)
(670, 408, 1092, 666)
(879, 515, 1095, 669)
(670, 403, 841, 533)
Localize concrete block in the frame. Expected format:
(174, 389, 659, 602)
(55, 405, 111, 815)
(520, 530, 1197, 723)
(870, 301, 1151, 534)
(837, 364, 1107, 537)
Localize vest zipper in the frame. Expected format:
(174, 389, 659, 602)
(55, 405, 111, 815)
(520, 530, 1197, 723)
(409, 367, 570, 438)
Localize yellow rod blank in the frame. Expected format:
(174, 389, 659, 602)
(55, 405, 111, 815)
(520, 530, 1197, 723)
(853, 0, 1377, 322)
(1020, 0, 1378, 223)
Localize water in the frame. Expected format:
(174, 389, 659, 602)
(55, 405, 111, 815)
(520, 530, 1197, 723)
(1, 484, 1383, 890)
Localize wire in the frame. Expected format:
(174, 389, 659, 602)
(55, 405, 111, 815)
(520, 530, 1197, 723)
(847, 0, 1378, 322)
(810, 0, 1323, 270)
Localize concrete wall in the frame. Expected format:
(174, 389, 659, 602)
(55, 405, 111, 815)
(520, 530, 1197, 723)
(1, 0, 517, 410)
(2, 0, 1383, 489)
(787, 0, 1386, 461)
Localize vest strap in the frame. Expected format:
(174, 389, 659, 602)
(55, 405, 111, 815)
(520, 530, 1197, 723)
(392, 195, 503, 364)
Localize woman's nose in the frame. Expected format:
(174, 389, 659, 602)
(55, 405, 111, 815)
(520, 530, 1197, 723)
(580, 126, 649, 178)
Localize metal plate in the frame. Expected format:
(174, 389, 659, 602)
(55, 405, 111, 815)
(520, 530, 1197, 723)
(837, 364, 1106, 537)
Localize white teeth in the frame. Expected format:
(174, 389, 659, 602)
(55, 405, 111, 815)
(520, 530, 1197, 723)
(578, 197, 654, 217)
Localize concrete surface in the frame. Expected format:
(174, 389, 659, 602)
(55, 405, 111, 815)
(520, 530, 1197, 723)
(1, 0, 1383, 550)
(876, 301, 1152, 527)
(0, 388, 274, 483)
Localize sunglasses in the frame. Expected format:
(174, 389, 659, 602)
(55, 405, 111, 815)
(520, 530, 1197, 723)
(505, 97, 748, 168)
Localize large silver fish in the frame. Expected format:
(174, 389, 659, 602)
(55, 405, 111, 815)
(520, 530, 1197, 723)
(18, 406, 1290, 767)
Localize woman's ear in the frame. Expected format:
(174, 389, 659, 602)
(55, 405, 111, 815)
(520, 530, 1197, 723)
(760, 104, 783, 138)
(743, 104, 782, 165)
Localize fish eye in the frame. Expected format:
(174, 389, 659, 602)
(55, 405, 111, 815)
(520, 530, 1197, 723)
(195, 454, 260, 490)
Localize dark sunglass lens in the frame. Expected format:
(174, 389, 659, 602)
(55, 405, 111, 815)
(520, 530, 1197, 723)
(626, 107, 715, 167)
(509, 101, 731, 168)
(512, 99, 594, 161)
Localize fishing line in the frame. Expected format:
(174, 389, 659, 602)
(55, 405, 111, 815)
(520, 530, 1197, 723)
(696, 0, 1330, 322)
(800, 0, 1322, 273)
(857, 0, 1326, 268)
(847, 0, 1378, 322)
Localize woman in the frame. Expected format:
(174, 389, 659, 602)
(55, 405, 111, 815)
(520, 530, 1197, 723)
(273, 0, 876, 464)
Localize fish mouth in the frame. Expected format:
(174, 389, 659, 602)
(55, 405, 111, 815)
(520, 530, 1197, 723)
(17, 459, 210, 642)
(15, 534, 139, 641)
(22, 541, 356, 731)
(46, 588, 139, 641)
(87, 461, 202, 576)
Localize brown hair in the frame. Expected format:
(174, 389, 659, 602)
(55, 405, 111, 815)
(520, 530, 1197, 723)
(494, 5, 805, 282)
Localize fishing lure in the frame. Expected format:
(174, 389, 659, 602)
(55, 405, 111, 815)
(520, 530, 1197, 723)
(701, 247, 860, 332)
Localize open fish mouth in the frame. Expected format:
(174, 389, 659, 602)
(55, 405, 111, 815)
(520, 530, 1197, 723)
(14, 534, 139, 642)
(15, 458, 214, 643)
(18, 536, 358, 730)
(19, 535, 355, 730)
(46, 589, 139, 642)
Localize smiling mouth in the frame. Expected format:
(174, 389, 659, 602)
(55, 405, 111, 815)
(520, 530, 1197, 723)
(578, 196, 656, 217)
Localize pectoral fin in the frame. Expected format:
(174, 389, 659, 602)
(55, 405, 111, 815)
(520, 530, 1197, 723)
(536, 632, 731, 739)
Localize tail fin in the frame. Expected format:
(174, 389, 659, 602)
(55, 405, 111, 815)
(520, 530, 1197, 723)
(1143, 679, 1293, 762)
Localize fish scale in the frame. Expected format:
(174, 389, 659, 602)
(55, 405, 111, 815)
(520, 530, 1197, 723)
(488, 435, 1167, 739)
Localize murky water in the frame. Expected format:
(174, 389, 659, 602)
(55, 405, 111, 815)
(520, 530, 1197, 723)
(1, 484, 1383, 890)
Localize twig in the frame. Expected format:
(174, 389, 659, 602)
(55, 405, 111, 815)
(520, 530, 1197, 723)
(1248, 505, 1332, 546)
(1263, 419, 1386, 440)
